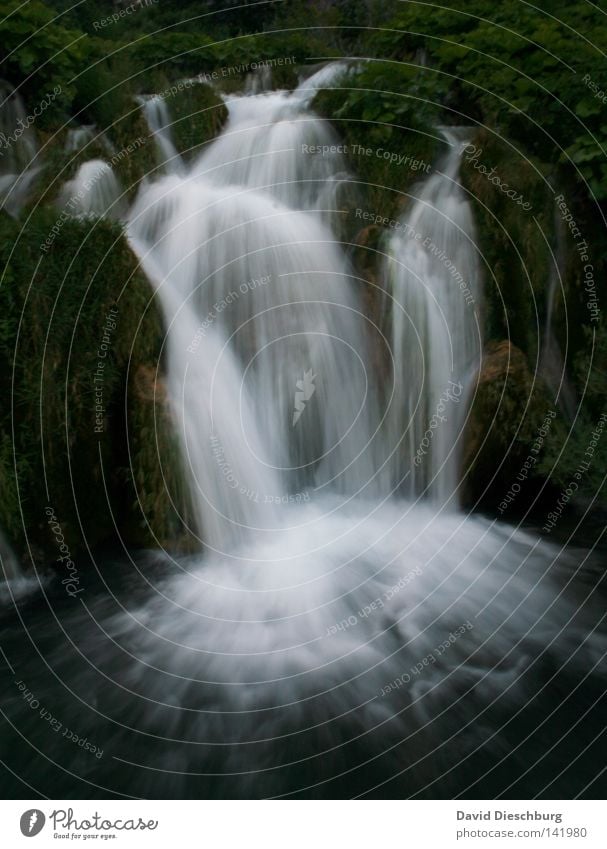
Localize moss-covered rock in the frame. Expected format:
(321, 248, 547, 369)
(461, 340, 554, 512)
(169, 82, 228, 160)
(106, 105, 158, 194)
(312, 79, 439, 228)
(460, 132, 607, 515)
(537, 325, 607, 511)
(124, 365, 198, 552)
(460, 129, 554, 357)
(0, 210, 192, 566)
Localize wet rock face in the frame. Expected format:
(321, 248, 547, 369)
(132, 364, 168, 405)
(126, 362, 201, 553)
(460, 340, 553, 513)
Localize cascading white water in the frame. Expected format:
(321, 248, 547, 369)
(194, 65, 350, 211)
(129, 63, 384, 548)
(244, 64, 273, 95)
(127, 237, 284, 549)
(383, 128, 483, 505)
(138, 94, 184, 175)
(0, 81, 42, 216)
(65, 124, 96, 153)
(4, 64, 594, 798)
(60, 158, 126, 219)
(0, 530, 40, 601)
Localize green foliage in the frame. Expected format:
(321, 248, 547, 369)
(0, 0, 86, 121)
(169, 83, 227, 160)
(460, 128, 553, 354)
(121, 32, 216, 77)
(331, 62, 447, 131)
(71, 48, 136, 129)
(370, 1, 607, 200)
(312, 62, 441, 224)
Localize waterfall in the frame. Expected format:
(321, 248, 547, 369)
(128, 65, 383, 549)
(65, 124, 96, 153)
(194, 66, 350, 211)
(0, 530, 40, 602)
(244, 65, 273, 95)
(126, 235, 284, 549)
(1, 66, 603, 800)
(383, 128, 483, 505)
(59, 159, 125, 219)
(138, 94, 184, 175)
(0, 81, 42, 216)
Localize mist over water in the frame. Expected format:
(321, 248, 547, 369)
(0, 66, 605, 800)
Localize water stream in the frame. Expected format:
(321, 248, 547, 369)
(383, 128, 483, 504)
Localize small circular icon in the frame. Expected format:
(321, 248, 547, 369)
(19, 810, 45, 837)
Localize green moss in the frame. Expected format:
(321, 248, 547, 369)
(106, 105, 158, 195)
(538, 325, 607, 505)
(461, 341, 554, 511)
(312, 64, 440, 227)
(125, 364, 198, 552)
(0, 210, 192, 563)
(169, 83, 228, 160)
(460, 129, 554, 357)
(460, 131, 607, 514)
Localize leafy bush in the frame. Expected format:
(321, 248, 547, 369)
(0, 0, 85, 121)
(369, 1, 607, 200)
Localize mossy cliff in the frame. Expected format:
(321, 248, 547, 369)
(310, 54, 607, 518)
(458, 130, 607, 516)
(0, 211, 196, 566)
